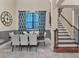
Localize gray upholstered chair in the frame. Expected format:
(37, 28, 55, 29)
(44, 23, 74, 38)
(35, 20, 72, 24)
(29, 33, 38, 51)
(9, 33, 20, 52)
(29, 33, 37, 45)
(44, 32, 46, 39)
(20, 34, 29, 50)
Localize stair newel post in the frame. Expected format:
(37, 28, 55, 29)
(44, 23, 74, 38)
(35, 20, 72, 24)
(56, 29, 58, 48)
(54, 29, 56, 48)
(54, 29, 58, 48)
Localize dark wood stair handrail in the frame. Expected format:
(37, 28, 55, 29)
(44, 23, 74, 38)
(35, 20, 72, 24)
(60, 14, 79, 31)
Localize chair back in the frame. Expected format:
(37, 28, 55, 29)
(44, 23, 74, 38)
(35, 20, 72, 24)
(9, 32, 14, 36)
(29, 31, 34, 34)
(23, 31, 28, 35)
(20, 34, 28, 45)
(44, 32, 46, 37)
(35, 31, 39, 36)
(10, 34, 20, 45)
(29, 33, 37, 45)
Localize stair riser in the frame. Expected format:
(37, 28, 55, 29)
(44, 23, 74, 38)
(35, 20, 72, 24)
(58, 40, 75, 42)
(58, 26, 64, 27)
(58, 30, 68, 32)
(58, 27, 65, 28)
(58, 22, 63, 24)
(58, 36, 70, 38)
(58, 33, 69, 35)
(58, 44, 77, 47)
(58, 35, 70, 36)
(58, 30, 67, 32)
(58, 24, 62, 26)
(58, 29, 66, 30)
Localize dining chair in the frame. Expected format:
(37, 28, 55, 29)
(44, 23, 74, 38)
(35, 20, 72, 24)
(29, 33, 38, 51)
(35, 31, 39, 36)
(10, 34, 20, 52)
(20, 34, 29, 51)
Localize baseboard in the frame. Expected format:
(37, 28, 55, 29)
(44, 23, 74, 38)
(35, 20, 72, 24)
(0, 41, 11, 48)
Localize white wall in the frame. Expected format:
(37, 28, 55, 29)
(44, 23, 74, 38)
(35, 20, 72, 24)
(74, 8, 79, 42)
(0, 0, 51, 31)
(0, 0, 16, 31)
(16, 0, 51, 30)
(62, 0, 79, 6)
(74, 8, 79, 29)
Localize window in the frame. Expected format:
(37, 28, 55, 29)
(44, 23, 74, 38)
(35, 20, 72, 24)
(19, 11, 46, 32)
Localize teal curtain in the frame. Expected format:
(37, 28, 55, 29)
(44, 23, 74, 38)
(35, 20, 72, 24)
(34, 13, 39, 31)
(25, 12, 33, 30)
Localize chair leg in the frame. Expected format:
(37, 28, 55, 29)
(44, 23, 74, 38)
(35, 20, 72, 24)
(44, 42, 45, 46)
(27, 47, 28, 51)
(19, 45, 21, 51)
(36, 46, 37, 52)
(21, 46, 22, 51)
(29, 46, 31, 51)
(37, 43, 39, 46)
(12, 46, 14, 52)
(28, 45, 30, 51)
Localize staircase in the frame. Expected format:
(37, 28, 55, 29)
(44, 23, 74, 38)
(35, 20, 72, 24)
(54, 21, 79, 53)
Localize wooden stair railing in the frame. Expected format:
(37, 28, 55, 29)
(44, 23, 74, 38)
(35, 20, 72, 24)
(60, 14, 79, 31)
(54, 29, 58, 48)
(58, 8, 79, 31)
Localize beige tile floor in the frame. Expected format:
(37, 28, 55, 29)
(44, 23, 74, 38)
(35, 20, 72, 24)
(0, 39, 79, 58)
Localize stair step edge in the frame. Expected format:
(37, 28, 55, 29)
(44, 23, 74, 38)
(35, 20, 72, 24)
(57, 42, 78, 44)
(58, 38, 75, 40)
(58, 35, 70, 36)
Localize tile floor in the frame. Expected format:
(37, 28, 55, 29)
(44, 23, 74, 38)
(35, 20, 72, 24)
(0, 38, 79, 58)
